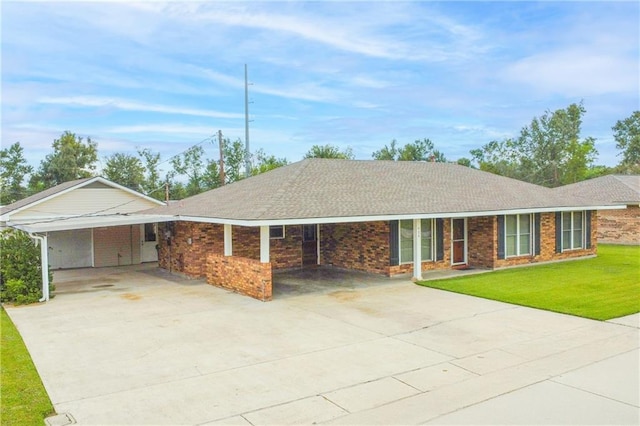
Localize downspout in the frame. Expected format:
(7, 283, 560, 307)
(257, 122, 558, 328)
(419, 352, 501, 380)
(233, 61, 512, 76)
(29, 232, 50, 302)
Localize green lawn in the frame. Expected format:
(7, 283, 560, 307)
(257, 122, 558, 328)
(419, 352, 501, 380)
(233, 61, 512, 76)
(417, 245, 640, 320)
(1, 307, 54, 426)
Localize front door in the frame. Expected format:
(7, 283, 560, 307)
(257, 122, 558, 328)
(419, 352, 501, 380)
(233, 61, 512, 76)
(141, 223, 159, 262)
(302, 224, 318, 266)
(452, 218, 466, 265)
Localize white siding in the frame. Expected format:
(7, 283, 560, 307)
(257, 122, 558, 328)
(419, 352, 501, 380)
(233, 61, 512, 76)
(11, 183, 160, 220)
(48, 229, 93, 269)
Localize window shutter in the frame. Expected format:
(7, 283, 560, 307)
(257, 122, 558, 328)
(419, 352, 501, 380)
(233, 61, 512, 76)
(534, 213, 541, 255)
(555, 212, 562, 253)
(389, 220, 399, 266)
(585, 210, 592, 249)
(435, 218, 444, 261)
(497, 215, 505, 259)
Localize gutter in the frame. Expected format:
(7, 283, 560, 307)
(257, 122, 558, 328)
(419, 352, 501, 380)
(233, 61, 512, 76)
(28, 232, 50, 302)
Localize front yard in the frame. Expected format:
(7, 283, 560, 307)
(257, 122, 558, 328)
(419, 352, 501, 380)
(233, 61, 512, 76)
(417, 244, 640, 320)
(1, 307, 55, 425)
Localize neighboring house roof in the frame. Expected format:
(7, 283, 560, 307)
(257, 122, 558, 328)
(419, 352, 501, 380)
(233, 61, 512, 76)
(1, 176, 168, 233)
(555, 175, 640, 205)
(143, 159, 617, 225)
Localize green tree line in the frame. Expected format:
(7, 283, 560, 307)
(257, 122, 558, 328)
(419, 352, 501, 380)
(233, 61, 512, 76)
(1, 106, 638, 204)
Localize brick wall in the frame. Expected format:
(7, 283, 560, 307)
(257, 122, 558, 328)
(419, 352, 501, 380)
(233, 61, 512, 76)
(467, 216, 496, 269)
(271, 225, 304, 269)
(493, 212, 597, 268)
(598, 205, 640, 245)
(207, 253, 272, 301)
(158, 222, 223, 278)
(320, 221, 391, 274)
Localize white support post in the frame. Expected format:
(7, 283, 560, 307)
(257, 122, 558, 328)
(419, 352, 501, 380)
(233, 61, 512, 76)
(224, 224, 233, 256)
(30, 233, 50, 302)
(260, 225, 270, 263)
(413, 218, 422, 281)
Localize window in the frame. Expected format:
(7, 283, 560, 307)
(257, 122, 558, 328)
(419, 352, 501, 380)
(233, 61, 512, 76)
(562, 211, 583, 250)
(399, 219, 434, 264)
(269, 225, 285, 239)
(505, 214, 531, 257)
(144, 223, 157, 242)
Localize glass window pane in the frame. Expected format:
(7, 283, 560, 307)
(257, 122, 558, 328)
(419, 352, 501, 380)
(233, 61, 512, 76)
(519, 234, 531, 255)
(506, 215, 517, 235)
(562, 212, 571, 231)
(573, 229, 582, 248)
(562, 230, 571, 250)
(506, 235, 517, 256)
(400, 220, 413, 263)
(421, 219, 432, 260)
(519, 215, 530, 234)
(574, 212, 582, 230)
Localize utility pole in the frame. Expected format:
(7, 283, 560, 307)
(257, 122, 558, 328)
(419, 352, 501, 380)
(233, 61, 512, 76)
(218, 130, 225, 186)
(244, 64, 251, 178)
(165, 181, 169, 204)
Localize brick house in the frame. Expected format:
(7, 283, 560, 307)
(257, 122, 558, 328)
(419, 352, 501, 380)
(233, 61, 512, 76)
(555, 175, 639, 245)
(144, 159, 621, 301)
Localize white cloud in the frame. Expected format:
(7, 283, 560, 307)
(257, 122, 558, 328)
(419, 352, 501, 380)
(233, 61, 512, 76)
(37, 96, 244, 119)
(504, 49, 638, 96)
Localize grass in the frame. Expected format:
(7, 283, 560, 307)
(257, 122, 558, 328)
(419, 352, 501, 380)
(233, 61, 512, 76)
(417, 244, 640, 320)
(1, 306, 55, 426)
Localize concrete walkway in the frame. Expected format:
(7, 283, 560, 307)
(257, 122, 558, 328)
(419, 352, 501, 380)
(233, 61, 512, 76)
(5, 265, 639, 425)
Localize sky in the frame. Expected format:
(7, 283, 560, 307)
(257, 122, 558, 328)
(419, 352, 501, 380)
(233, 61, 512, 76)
(2, 0, 639, 177)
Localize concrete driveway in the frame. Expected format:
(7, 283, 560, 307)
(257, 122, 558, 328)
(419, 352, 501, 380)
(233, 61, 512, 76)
(5, 265, 639, 425)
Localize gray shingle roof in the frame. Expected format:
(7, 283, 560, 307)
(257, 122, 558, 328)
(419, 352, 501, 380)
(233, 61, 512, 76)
(0, 177, 94, 216)
(143, 159, 605, 223)
(555, 175, 640, 204)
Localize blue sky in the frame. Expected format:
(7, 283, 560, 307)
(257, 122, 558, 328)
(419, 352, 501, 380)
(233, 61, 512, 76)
(2, 1, 638, 175)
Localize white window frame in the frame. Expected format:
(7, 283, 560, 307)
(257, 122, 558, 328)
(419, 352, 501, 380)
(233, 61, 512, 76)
(505, 214, 532, 257)
(269, 225, 285, 239)
(561, 211, 584, 251)
(399, 219, 434, 264)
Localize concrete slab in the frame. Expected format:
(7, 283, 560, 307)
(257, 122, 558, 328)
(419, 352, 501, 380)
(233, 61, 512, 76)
(553, 348, 640, 407)
(322, 377, 419, 413)
(424, 380, 639, 425)
(608, 312, 640, 328)
(450, 348, 528, 375)
(394, 362, 478, 392)
(5, 264, 639, 425)
(243, 396, 346, 425)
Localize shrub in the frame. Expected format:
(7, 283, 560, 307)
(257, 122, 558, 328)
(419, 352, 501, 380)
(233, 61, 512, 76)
(0, 229, 54, 304)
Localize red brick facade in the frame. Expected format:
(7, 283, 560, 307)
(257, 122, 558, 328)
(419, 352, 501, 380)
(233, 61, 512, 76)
(158, 211, 598, 300)
(207, 253, 272, 301)
(597, 205, 640, 245)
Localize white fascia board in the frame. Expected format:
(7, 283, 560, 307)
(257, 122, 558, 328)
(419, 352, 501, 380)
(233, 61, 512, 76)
(176, 204, 623, 228)
(8, 214, 176, 233)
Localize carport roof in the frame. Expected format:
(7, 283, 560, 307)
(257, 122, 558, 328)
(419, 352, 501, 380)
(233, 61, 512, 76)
(141, 159, 622, 225)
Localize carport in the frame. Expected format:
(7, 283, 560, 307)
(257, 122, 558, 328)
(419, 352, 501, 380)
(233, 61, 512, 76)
(8, 213, 173, 301)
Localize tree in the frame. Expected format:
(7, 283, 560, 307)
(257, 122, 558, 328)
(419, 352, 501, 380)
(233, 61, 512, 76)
(170, 145, 208, 197)
(470, 103, 597, 187)
(612, 111, 640, 167)
(373, 138, 446, 162)
(103, 153, 145, 191)
(304, 144, 354, 159)
(251, 149, 289, 175)
(30, 131, 98, 190)
(0, 229, 54, 304)
(0, 142, 33, 204)
(137, 148, 164, 200)
(224, 138, 248, 183)
(456, 157, 473, 168)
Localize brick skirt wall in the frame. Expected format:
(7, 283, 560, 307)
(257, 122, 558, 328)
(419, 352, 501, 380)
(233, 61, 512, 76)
(598, 206, 640, 245)
(206, 253, 272, 301)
